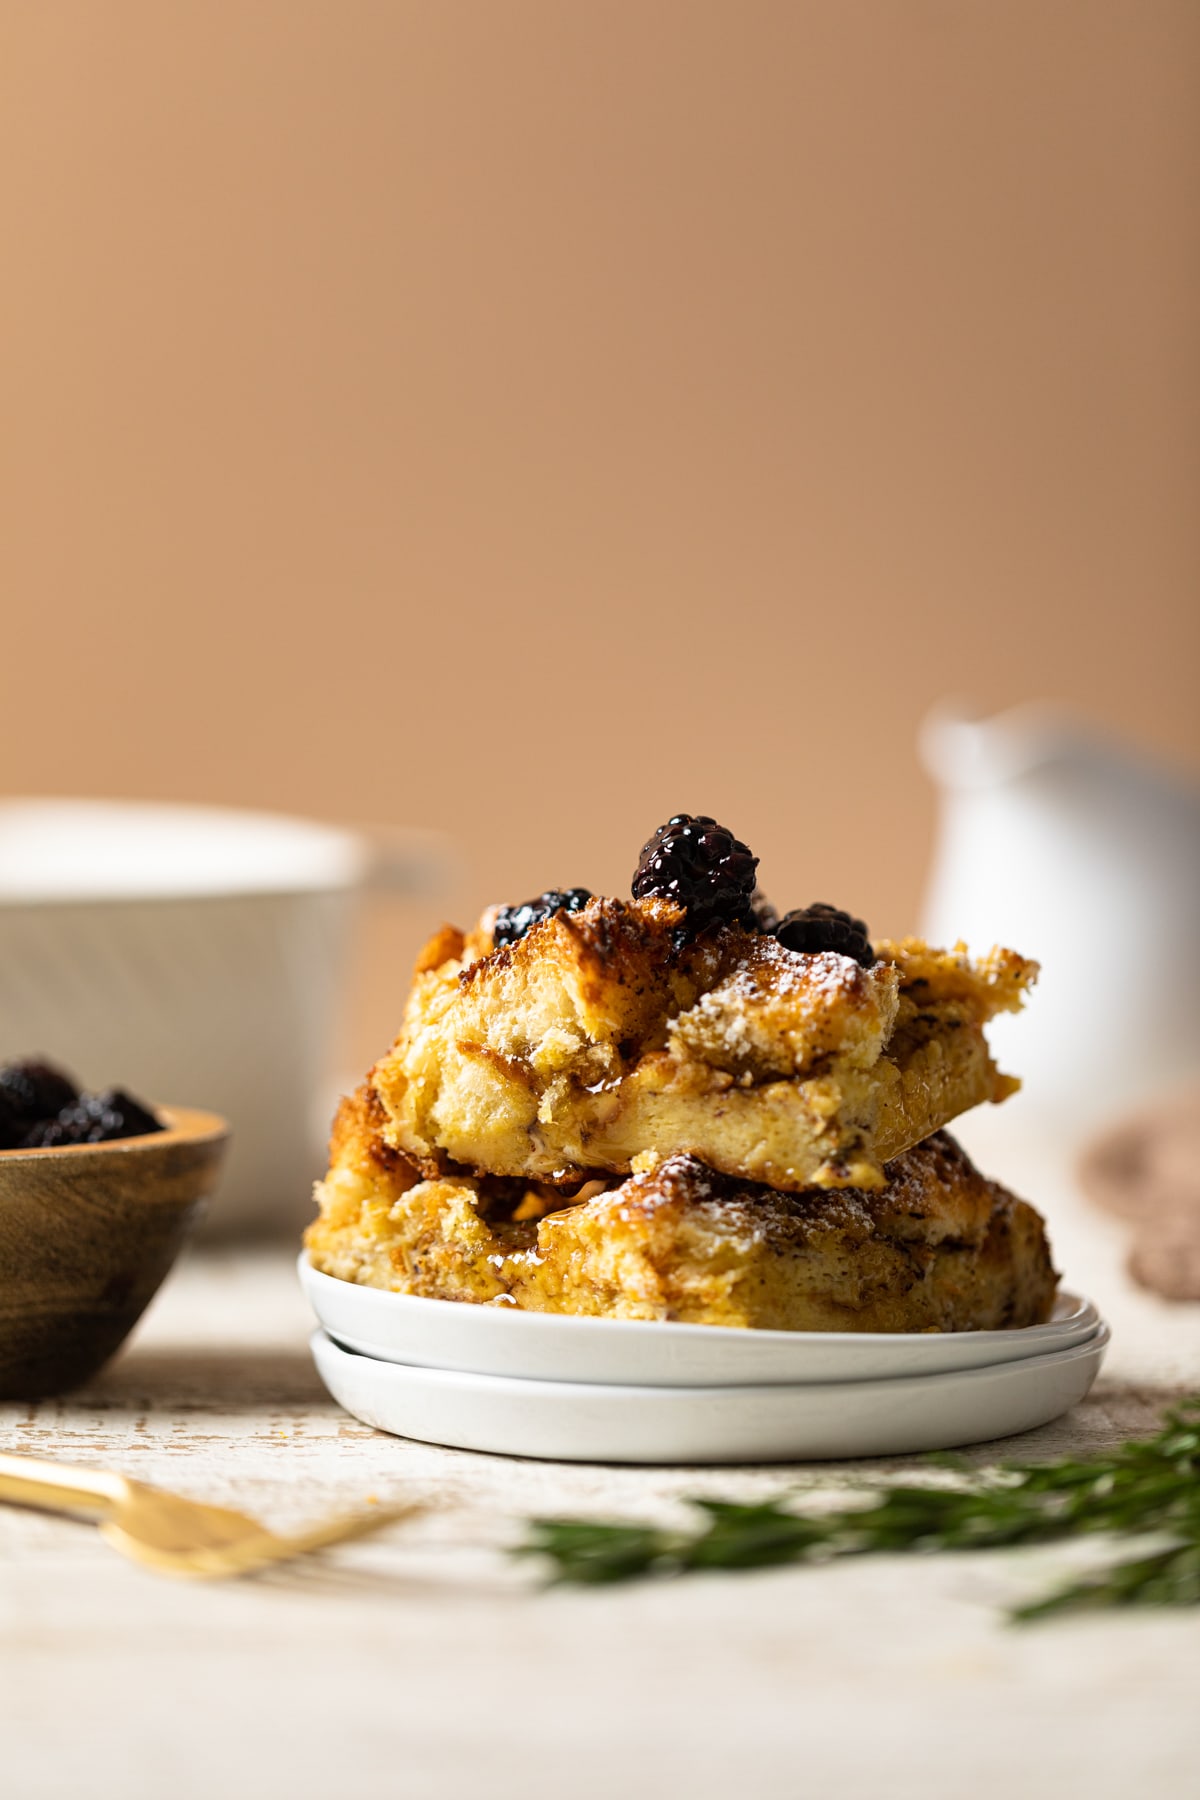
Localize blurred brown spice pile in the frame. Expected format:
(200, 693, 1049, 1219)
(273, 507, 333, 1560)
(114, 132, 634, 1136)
(1081, 1087, 1200, 1300)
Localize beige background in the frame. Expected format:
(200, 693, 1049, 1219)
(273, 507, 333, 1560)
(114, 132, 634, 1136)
(2, 2, 1197, 1066)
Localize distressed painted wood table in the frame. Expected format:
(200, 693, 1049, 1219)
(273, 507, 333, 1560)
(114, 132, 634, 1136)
(3, 1122, 1198, 1800)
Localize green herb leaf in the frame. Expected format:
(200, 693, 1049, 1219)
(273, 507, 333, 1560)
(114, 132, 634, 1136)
(515, 1396, 1200, 1621)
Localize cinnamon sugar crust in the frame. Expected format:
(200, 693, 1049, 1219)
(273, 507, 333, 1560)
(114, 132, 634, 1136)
(368, 898, 1037, 1194)
(305, 1096, 1056, 1333)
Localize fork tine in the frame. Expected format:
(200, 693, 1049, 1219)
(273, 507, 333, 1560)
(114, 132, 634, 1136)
(276, 1501, 425, 1560)
(105, 1501, 424, 1580)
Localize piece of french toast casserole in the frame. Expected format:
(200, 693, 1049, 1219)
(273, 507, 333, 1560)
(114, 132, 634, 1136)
(306, 815, 1056, 1332)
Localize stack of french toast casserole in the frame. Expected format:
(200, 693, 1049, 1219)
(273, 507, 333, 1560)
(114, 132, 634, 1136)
(307, 814, 1056, 1334)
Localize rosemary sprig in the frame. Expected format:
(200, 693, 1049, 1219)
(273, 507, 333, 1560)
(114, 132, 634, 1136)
(516, 1397, 1200, 1620)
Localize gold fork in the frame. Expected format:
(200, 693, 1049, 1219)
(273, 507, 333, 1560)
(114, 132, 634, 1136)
(0, 1451, 419, 1579)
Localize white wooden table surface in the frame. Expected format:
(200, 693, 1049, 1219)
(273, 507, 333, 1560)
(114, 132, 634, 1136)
(3, 1121, 1199, 1800)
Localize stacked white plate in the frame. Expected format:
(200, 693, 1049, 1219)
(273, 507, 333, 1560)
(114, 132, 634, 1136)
(300, 1255, 1109, 1464)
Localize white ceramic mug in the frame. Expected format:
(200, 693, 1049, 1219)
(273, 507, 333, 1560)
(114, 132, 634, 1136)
(0, 799, 447, 1234)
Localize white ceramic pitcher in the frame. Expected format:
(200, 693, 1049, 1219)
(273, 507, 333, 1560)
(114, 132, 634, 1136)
(920, 703, 1200, 1133)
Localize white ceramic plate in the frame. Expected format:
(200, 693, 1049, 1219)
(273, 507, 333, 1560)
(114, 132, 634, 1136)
(299, 1255, 1101, 1388)
(309, 1321, 1109, 1463)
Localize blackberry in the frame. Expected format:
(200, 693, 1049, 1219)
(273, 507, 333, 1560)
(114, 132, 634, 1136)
(632, 815, 758, 935)
(774, 903, 875, 967)
(23, 1088, 163, 1149)
(0, 1058, 80, 1138)
(492, 888, 593, 950)
(0, 1089, 26, 1151)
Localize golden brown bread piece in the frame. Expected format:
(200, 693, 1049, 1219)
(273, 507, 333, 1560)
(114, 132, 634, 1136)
(537, 1137, 1058, 1331)
(369, 898, 1036, 1193)
(305, 1090, 1057, 1332)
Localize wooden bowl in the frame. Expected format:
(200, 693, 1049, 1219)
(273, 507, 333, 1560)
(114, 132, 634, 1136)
(0, 1106, 229, 1399)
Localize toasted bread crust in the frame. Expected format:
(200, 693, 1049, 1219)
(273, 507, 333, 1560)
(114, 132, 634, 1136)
(369, 899, 1036, 1193)
(305, 1106, 1056, 1332)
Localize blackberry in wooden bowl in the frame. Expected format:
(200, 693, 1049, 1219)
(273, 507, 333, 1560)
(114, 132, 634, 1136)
(0, 1069, 228, 1398)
